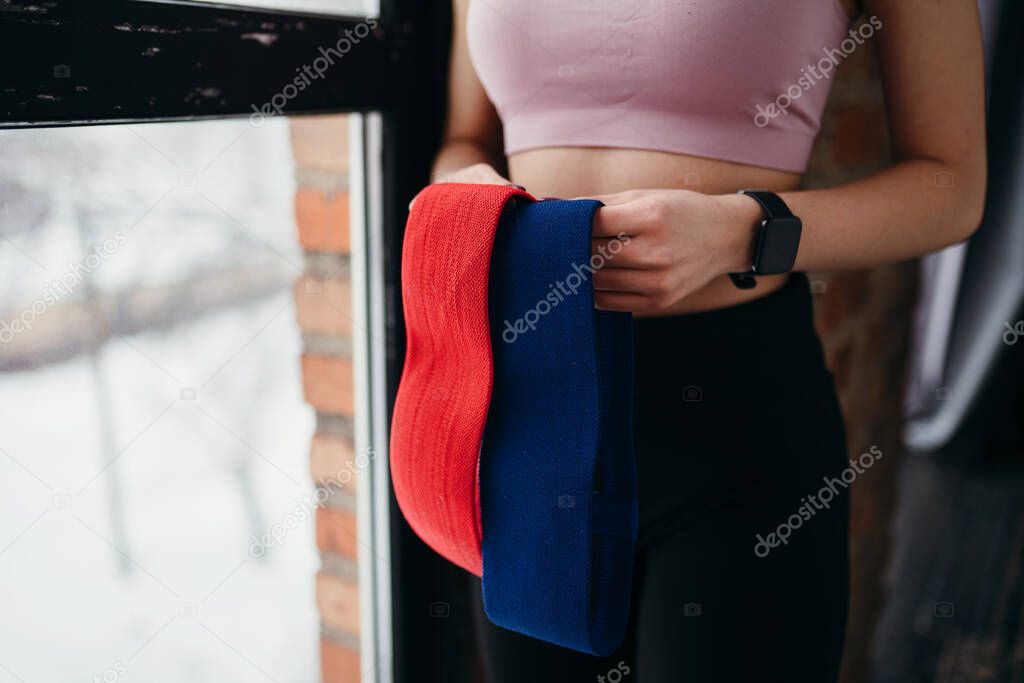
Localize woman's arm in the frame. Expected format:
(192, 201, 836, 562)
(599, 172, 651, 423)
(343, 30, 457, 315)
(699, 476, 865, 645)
(591, 1, 987, 313)
(431, 0, 510, 185)
(779, 0, 986, 270)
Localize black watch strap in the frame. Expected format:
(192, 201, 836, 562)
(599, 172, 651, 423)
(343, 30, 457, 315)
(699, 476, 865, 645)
(741, 189, 790, 221)
(728, 272, 757, 289)
(728, 190, 797, 290)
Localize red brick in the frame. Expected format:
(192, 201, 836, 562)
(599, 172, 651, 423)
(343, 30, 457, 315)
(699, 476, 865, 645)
(302, 354, 354, 416)
(311, 432, 358, 494)
(290, 116, 349, 173)
(321, 638, 360, 683)
(295, 275, 353, 336)
(316, 506, 358, 559)
(296, 188, 350, 253)
(316, 570, 361, 635)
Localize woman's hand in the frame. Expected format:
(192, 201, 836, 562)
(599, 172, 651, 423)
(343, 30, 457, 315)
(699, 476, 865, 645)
(586, 189, 762, 314)
(410, 163, 520, 210)
(435, 162, 513, 186)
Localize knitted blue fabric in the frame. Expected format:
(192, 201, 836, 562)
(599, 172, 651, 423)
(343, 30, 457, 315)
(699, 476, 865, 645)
(481, 197, 637, 656)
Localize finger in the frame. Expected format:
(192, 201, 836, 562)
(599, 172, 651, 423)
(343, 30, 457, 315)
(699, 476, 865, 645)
(591, 236, 630, 260)
(592, 267, 660, 294)
(437, 164, 512, 186)
(572, 190, 642, 206)
(591, 203, 643, 238)
(590, 235, 654, 269)
(463, 165, 512, 186)
(594, 290, 650, 313)
(476, 168, 513, 185)
(409, 176, 520, 211)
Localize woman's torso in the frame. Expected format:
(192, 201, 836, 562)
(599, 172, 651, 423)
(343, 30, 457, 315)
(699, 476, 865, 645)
(467, 0, 857, 314)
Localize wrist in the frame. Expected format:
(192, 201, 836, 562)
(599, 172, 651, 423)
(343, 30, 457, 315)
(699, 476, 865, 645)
(715, 192, 763, 274)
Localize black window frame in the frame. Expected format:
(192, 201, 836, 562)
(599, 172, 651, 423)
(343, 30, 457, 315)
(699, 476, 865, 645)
(0, 1, 463, 682)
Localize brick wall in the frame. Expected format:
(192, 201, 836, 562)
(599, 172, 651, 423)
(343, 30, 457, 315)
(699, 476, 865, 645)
(804, 21, 918, 683)
(290, 22, 915, 680)
(290, 115, 363, 683)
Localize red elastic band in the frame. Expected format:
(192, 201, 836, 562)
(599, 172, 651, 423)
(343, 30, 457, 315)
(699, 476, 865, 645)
(390, 183, 531, 575)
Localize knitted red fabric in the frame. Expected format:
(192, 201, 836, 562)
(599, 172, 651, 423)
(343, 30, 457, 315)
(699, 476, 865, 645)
(390, 182, 531, 576)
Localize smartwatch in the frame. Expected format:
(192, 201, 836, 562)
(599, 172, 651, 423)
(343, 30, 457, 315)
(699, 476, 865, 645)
(728, 190, 802, 290)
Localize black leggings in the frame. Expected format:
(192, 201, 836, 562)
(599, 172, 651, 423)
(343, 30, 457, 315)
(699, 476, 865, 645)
(473, 274, 850, 682)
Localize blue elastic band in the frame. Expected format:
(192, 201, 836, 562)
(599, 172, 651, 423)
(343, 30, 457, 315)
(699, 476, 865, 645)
(481, 197, 637, 656)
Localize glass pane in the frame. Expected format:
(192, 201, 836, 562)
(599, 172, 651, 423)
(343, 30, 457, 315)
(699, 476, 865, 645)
(0, 114, 379, 682)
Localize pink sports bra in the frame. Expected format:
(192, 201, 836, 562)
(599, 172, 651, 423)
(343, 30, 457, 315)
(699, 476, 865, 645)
(467, 0, 853, 173)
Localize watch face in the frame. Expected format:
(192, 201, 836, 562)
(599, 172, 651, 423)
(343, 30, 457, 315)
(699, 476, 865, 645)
(754, 217, 802, 275)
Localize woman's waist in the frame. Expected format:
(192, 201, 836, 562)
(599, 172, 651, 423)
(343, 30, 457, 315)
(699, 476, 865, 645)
(507, 146, 802, 199)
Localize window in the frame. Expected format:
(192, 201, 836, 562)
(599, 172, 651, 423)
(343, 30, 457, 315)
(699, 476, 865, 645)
(0, 111, 367, 682)
(0, 0, 448, 680)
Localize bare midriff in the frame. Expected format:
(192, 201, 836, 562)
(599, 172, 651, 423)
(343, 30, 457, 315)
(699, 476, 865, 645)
(507, 146, 803, 317)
